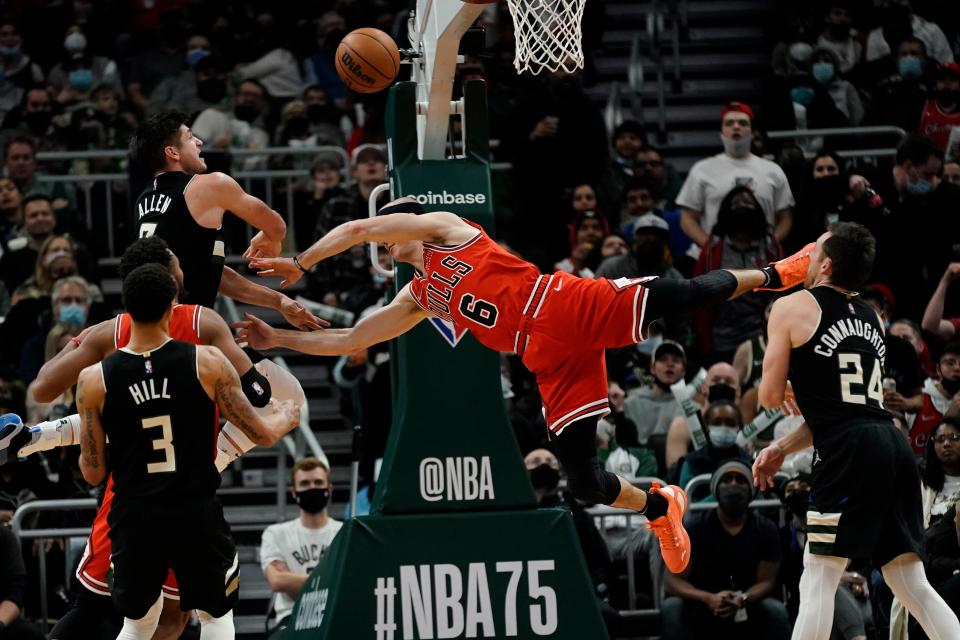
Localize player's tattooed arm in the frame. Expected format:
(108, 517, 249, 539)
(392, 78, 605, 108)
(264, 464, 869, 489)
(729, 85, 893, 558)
(76, 364, 107, 486)
(198, 346, 299, 446)
(34, 320, 114, 403)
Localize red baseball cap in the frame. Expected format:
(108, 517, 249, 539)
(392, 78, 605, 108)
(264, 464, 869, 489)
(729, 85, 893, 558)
(721, 101, 754, 123)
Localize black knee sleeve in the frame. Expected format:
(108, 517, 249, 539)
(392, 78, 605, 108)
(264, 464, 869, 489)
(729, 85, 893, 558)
(554, 417, 623, 505)
(643, 270, 738, 321)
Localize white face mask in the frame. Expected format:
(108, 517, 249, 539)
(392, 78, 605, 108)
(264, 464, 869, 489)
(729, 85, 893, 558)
(64, 32, 86, 54)
(721, 134, 752, 158)
(708, 425, 739, 448)
(789, 41, 813, 63)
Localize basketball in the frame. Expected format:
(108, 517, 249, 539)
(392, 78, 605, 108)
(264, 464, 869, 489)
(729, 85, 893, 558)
(335, 28, 401, 94)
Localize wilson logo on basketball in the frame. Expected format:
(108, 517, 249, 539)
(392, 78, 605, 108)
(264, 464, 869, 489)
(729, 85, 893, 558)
(340, 51, 375, 86)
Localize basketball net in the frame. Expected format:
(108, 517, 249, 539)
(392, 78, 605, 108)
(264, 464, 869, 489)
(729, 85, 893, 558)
(505, 0, 586, 75)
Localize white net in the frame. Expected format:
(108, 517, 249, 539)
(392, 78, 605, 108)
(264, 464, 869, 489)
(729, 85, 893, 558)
(505, 0, 586, 75)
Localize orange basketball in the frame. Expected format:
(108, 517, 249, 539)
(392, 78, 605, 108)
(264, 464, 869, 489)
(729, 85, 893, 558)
(335, 28, 401, 94)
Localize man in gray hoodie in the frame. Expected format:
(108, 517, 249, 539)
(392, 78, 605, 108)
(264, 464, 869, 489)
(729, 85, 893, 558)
(624, 340, 686, 445)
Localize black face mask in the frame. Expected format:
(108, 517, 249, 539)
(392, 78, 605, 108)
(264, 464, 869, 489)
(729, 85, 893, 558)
(24, 111, 52, 133)
(529, 464, 560, 492)
(707, 383, 736, 404)
(633, 240, 663, 268)
(941, 375, 960, 396)
(307, 103, 335, 123)
(784, 489, 810, 517)
(197, 77, 227, 104)
(809, 174, 847, 206)
(295, 487, 330, 514)
(234, 104, 260, 123)
(933, 89, 960, 106)
(725, 206, 765, 237)
(717, 484, 751, 517)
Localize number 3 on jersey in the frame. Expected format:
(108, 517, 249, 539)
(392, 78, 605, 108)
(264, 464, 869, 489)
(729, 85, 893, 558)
(838, 353, 883, 407)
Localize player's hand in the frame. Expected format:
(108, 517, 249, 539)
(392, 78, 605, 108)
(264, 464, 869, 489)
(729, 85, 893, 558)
(244, 231, 283, 260)
(279, 296, 327, 331)
(232, 313, 278, 350)
(608, 382, 625, 412)
(752, 442, 785, 490)
(249, 256, 304, 288)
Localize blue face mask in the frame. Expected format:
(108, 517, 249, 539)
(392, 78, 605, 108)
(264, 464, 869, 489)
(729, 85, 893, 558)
(708, 425, 739, 448)
(899, 56, 923, 80)
(906, 177, 934, 196)
(0, 45, 19, 58)
(58, 303, 86, 325)
(790, 86, 815, 106)
(68, 68, 93, 90)
(186, 48, 209, 67)
(812, 62, 835, 85)
(637, 334, 663, 357)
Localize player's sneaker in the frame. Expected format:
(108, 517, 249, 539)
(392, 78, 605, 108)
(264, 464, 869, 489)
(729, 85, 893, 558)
(757, 242, 816, 291)
(646, 483, 691, 574)
(0, 414, 29, 466)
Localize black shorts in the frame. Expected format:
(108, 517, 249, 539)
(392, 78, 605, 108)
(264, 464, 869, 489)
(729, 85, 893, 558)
(808, 420, 924, 566)
(107, 496, 238, 619)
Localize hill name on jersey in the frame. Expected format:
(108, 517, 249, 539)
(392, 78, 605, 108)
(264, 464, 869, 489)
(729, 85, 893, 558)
(129, 377, 172, 405)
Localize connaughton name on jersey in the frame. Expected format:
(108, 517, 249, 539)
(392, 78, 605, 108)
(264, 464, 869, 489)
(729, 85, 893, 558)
(813, 317, 886, 360)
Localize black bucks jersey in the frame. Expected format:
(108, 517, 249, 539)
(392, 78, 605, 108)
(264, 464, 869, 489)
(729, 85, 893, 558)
(134, 171, 224, 307)
(790, 286, 891, 439)
(100, 339, 220, 500)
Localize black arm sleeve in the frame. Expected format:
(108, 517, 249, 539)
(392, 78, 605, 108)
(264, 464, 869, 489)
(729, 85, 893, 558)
(641, 271, 739, 335)
(239, 366, 272, 408)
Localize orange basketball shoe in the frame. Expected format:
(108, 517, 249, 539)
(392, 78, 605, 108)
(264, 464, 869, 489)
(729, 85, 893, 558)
(756, 242, 816, 291)
(646, 483, 691, 574)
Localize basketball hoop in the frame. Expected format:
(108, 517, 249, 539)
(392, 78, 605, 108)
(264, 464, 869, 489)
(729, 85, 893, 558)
(505, 0, 586, 75)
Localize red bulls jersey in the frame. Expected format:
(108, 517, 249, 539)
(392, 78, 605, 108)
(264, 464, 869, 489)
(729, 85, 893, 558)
(114, 304, 203, 348)
(408, 220, 541, 352)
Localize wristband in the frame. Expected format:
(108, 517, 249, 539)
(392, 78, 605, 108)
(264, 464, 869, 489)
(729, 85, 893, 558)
(292, 256, 309, 273)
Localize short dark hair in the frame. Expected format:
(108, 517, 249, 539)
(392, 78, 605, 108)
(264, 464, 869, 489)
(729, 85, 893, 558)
(130, 110, 189, 173)
(4, 136, 36, 159)
(940, 341, 960, 359)
(238, 78, 266, 96)
(824, 222, 875, 290)
(21, 193, 53, 210)
(119, 236, 172, 280)
(122, 263, 176, 323)
(896, 133, 944, 168)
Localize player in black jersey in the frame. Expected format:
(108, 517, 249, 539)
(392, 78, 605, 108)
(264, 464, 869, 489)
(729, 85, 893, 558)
(76, 264, 299, 640)
(130, 110, 323, 330)
(753, 222, 959, 640)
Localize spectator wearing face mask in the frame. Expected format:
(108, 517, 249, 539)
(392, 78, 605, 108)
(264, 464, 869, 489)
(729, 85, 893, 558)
(0, 20, 44, 123)
(675, 399, 752, 495)
(865, 0, 953, 65)
(693, 186, 781, 363)
(677, 102, 794, 251)
(13, 233, 80, 302)
(809, 47, 864, 125)
(191, 78, 270, 166)
(148, 39, 222, 117)
(909, 343, 960, 456)
(816, 2, 863, 75)
(301, 85, 345, 147)
(778, 474, 872, 637)
(918, 62, 960, 154)
(260, 457, 341, 640)
(524, 447, 617, 634)
(46, 26, 122, 105)
(662, 461, 790, 640)
(596, 213, 681, 281)
(863, 37, 931, 131)
(665, 363, 742, 471)
(771, 21, 817, 78)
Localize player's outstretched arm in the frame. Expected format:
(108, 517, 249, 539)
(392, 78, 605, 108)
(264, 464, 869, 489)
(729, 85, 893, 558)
(193, 172, 286, 257)
(217, 267, 326, 330)
(34, 320, 115, 403)
(758, 296, 794, 409)
(248, 211, 472, 288)
(234, 284, 430, 356)
(198, 345, 299, 446)
(76, 364, 107, 486)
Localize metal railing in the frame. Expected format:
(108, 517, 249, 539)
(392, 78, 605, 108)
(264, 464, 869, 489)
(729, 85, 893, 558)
(767, 126, 906, 163)
(11, 498, 97, 632)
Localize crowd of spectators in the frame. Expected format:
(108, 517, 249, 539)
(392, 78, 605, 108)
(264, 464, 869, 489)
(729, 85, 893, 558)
(0, 0, 958, 638)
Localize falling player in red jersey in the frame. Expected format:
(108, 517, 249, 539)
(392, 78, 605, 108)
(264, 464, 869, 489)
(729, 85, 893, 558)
(240, 197, 814, 574)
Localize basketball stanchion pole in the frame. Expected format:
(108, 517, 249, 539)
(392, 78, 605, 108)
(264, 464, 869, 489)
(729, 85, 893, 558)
(349, 423, 362, 519)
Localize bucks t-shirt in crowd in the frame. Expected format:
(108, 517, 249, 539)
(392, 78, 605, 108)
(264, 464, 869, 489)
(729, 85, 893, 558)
(260, 518, 343, 623)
